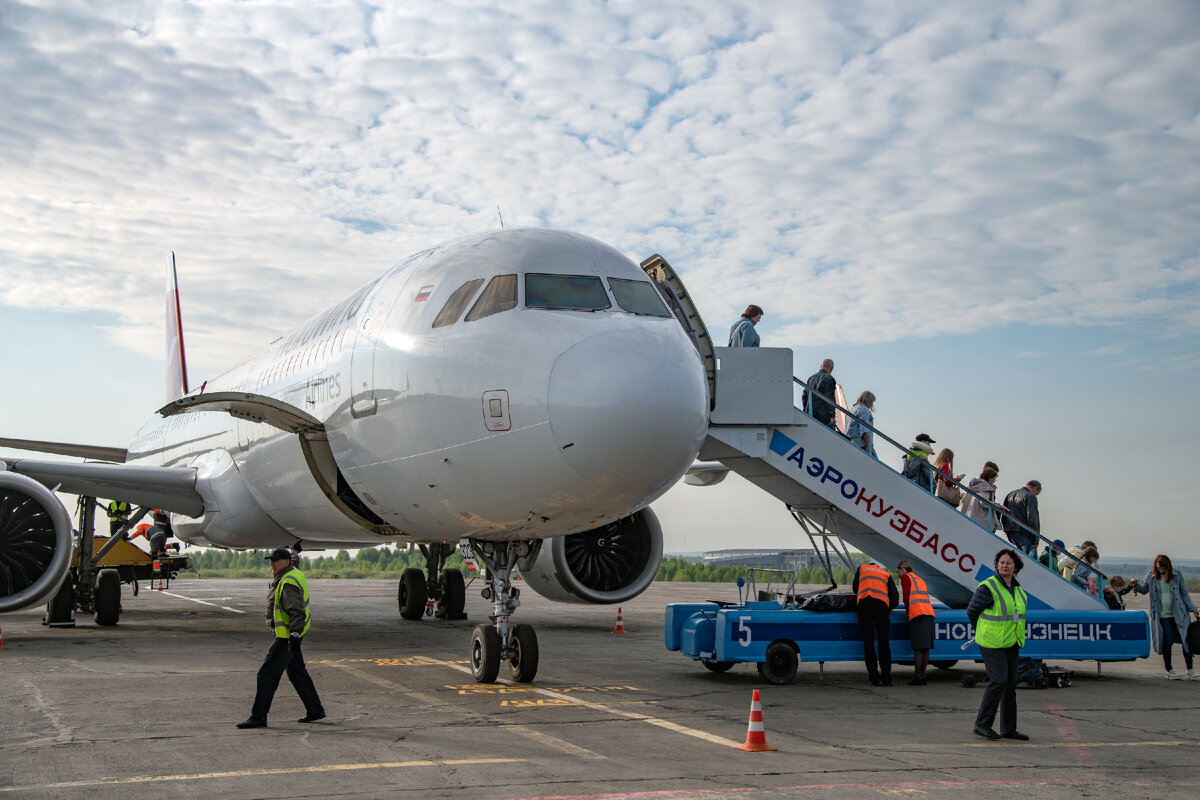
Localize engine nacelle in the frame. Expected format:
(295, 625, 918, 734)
(517, 507, 663, 604)
(0, 470, 75, 612)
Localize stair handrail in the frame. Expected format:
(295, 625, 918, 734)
(792, 376, 1105, 594)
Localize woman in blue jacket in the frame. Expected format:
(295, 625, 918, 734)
(1132, 554, 1199, 679)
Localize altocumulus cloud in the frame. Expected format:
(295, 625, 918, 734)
(1, 0, 1197, 371)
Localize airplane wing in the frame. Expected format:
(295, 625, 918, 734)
(683, 460, 730, 487)
(0, 437, 128, 463)
(0, 458, 204, 516)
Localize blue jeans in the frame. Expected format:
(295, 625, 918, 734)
(250, 637, 324, 721)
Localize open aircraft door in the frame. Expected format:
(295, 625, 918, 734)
(641, 254, 716, 408)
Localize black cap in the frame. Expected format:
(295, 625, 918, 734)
(266, 547, 292, 561)
(915, 433, 935, 444)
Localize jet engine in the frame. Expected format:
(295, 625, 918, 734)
(517, 507, 663, 604)
(0, 471, 74, 612)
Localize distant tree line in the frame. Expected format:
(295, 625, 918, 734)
(653, 556, 861, 586)
(181, 546, 468, 579)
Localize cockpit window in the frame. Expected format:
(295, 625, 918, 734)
(464, 274, 518, 321)
(432, 278, 485, 328)
(608, 278, 671, 317)
(525, 274, 611, 311)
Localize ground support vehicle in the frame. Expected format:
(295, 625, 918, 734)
(43, 496, 192, 628)
(665, 598, 1150, 685)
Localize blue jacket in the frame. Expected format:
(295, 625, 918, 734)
(728, 318, 759, 347)
(845, 404, 876, 457)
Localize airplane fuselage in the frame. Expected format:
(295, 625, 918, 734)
(127, 229, 709, 551)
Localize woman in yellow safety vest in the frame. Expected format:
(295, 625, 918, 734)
(897, 561, 935, 685)
(967, 549, 1029, 741)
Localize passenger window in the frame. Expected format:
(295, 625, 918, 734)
(432, 278, 485, 328)
(525, 274, 611, 311)
(608, 278, 671, 317)
(464, 274, 518, 321)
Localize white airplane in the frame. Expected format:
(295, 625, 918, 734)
(0, 228, 713, 683)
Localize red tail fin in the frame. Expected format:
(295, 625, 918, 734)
(166, 253, 189, 402)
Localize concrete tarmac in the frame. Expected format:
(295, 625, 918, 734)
(1, 578, 1197, 799)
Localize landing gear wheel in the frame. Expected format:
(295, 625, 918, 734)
(508, 623, 539, 683)
(437, 568, 466, 619)
(45, 575, 76, 625)
(757, 640, 798, 685)
(701, 660, 735, 673)
(932, 660, 958, 670)
(93, 568, 121, 626)
(398, 567, 427, 620)
(471, 624, 501, 683)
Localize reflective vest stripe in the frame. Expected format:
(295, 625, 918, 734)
(273, 569, 311, 639)
(906, 573, 935, 619)
(857, 564, 890, 604)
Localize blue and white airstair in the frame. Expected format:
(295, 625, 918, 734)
(700, 347, 1105, 612)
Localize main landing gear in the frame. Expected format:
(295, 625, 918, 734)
(468, 539, 539, 684)
(397, 542, 467, 621)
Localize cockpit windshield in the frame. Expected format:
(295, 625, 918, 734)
(608, 278, 671, 317)
(465, 274, 518, 321)
(525, 274, 611, 311)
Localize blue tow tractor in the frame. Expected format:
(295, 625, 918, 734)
(665, 575, 1150, 685)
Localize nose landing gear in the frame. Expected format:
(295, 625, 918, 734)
(469, 539, 540, 683)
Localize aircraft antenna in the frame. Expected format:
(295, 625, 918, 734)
(497, 206, 505, 229)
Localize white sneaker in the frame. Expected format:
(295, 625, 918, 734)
(1166, 669, 1184, 679)
(1188, 669, 1200, 680)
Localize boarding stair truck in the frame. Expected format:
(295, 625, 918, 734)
(664, 345, 1151, 684)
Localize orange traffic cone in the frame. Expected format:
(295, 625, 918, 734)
(612, 607, 627, 634)
(737, 689, 776, 752)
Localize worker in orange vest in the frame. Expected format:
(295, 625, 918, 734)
(898, 560, 936, 685)
(853, 561, 899, 686)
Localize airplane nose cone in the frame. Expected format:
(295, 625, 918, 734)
(548, 328, 708, 504)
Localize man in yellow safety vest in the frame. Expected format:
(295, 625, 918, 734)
(237, 548, 325, 729)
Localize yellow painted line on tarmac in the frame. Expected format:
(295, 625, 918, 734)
(430, 658, 744, 749)
(326, 662, 604, 758)
(0, 757, 522, 793)
(157, 590, 246, 614)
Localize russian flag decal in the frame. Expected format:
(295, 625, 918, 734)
(414, 285, 434, 302)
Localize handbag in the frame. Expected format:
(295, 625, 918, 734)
(936, 478, 963, 507)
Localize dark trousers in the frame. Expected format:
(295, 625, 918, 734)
(975, 645, 1019, 734)
(1004, 529, 1038, 557)
(250, 637, 324, 722)
(1159, 616, 1194, 671)
(857, 599, 892, 682)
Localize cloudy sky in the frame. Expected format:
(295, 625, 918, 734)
(2, 1, 1198, 560)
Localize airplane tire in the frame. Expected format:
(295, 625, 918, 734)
(45, 575, 76, 624)
(508, 623, 538, 683)
(931, 660, 958, 670)
(398, 568, 427, 620)
(93, 569, 121, 626)
(471, 624, 501, 683)
(438, 568, 466, 619)
(757, 640, 798, 685)
(701, 660, 735, 673)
